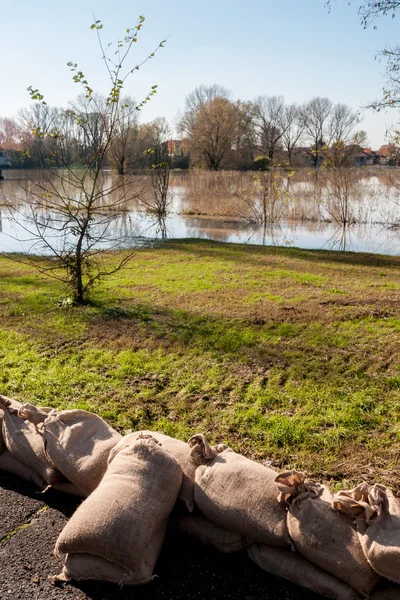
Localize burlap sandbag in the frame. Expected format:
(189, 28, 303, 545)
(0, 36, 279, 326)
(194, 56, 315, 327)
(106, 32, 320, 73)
(276, 471, 379, 596)
(54, 526, 166, 585)
(247, 544, 361, 600)
(333, 483, 400, 584)
(0, 400, 61, 485)
(0, 448, 47, 488)
(370, 582, 400, 599)
(0, 394, 22, 412)
(191, 440, 289, 547)
(54, 437, 182, 585)
(110, 430, 198, 512)
(40, 409, 121, 496)
(169, 513, 246, 553)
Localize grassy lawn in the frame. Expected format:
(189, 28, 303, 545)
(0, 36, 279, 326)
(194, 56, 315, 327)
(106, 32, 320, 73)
(1, 239, 400, 491)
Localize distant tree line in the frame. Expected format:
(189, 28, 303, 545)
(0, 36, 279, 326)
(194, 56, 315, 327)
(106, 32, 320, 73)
(178, 85, 365, 170)
(0, 94, 175, 173)
(0, 86, 366, 172)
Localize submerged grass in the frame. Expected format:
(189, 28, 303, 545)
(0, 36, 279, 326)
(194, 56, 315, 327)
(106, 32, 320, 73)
(1, 239, 400, 490)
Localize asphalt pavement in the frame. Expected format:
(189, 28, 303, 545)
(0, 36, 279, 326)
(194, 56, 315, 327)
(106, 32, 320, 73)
(0, 471, 325, 600)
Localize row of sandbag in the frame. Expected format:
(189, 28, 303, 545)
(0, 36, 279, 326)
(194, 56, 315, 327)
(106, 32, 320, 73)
(0, 397, 399, 599)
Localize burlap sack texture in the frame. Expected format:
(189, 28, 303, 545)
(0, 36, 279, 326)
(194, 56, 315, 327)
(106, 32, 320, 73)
(169, 513, 247, 553)
(54, 436, 182, 585)
(0, 399, 62, 486)
(0, 449, 47, 488)
(247, 544, 361, 600)
(19, 405, 122, 496)
(110, 430, 198, 512)
(57, 527, 167, 585)
(190, 438, 290, 547)
(276, 471, 380, 597)
(369, 581, 400, 599)
(333, 483, 400, 585)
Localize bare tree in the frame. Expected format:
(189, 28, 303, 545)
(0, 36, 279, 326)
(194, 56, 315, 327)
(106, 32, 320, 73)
(328, 103, 361, 144)
(18, 104, 62, 167)
(299, 97, 333, 167)
(108, 96, 139, 174)
(184, 84, 231, 116)
(321, 131, 366, 225)
(2, 16, 165, 304)
(253, 96, 287, 162)
(141, 117, 173, 219)
(281, 103, 304, 166)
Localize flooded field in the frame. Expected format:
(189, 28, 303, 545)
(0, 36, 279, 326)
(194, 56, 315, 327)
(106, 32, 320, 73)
(1, 168, 400, 254)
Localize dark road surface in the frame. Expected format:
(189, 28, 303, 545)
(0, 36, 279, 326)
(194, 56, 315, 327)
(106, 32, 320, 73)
(0, 472, 326, 600)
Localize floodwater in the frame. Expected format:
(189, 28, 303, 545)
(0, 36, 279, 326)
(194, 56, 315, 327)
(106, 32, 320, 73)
(1, 169, 400, 255)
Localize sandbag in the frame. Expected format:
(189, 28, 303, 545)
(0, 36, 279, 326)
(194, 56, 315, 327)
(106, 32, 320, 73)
(0, 394, 25, 454)
(191, 440, 289, 547)
(0, 394, 22, 412)
(370, 582, 400, 599)
(333, 483, 400, 584)
(51, 481, 86, 497)
(110, 430, 198, 512)
(54, 436, 182, 585)
(54, 526, 166, 585)
(41, 409, 121, 496)
(247, 544, 361, 600)
(276, 471, 379, 597)
(0, 400, 61, 485)
(0, 448, 47, 489)
(169, 513, 246, 553)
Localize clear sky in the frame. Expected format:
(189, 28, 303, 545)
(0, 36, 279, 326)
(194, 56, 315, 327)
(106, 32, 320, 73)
(0, 0, 399, 148)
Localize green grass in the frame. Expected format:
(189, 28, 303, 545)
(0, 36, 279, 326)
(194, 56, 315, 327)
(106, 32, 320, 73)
(1, 239, 400, 490)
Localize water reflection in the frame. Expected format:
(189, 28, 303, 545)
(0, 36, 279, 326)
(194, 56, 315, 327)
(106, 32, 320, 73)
(1, 169, 400, 255)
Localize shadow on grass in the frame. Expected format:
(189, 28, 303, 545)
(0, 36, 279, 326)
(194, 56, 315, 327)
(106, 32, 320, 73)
(88, 300, 338, 380)
(89, 300, 286, 360)
(163, 238, 400, 270)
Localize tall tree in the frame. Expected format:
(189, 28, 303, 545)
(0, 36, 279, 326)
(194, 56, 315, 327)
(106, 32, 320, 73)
(280, 103, 304, 166)
(253, 95, 287, 162)
(184, 84, 231, 116)
(299, 97, 333, 167)
(108, 96, 139, 174)
(180, 91, 240, 170)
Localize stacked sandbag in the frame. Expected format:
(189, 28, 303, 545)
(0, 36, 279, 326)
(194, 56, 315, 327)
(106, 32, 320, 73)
(333, 483, 400, 584)
(276, 471, 380, 597)
(0, 449, 47, 488)
(110, 430, 210, 512)
(53, 435, 182, 585)
(169, 513, 247, 553)
(0, 399, 62, 487)
(20, 405, 121, 496)
(247, 544, 361, 600)
(370, 581, 400, 599)
(190, 436, 290, 547)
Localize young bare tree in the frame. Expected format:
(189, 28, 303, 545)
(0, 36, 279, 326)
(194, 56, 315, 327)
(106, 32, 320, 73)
(320, 131, 366, 225)
(2, 16, 165, 304)
(141, 117, 173, 219)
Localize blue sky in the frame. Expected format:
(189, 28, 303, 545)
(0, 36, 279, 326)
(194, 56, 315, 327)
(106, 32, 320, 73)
(1, 0, 399, 148)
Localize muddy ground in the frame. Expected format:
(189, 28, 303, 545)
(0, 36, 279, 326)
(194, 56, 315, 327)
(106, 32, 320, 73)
(0, 472, 327, 600)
